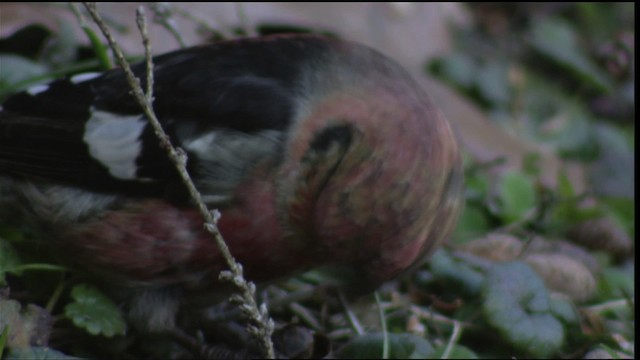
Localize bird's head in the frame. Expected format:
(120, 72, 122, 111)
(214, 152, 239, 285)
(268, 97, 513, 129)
(275, 45, 464, 290)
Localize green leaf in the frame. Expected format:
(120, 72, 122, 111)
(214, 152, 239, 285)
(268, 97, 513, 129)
(498, 170, 537, 224)
(0, 240, 22, 285)
(338, 333, 433, 359)
(452, 205, 490, 244)
(431, 344, 479, 359)
(430, 52, 478, 88)
(530, 17, 613, 93)
(6, 346, 80, 360)
(429, 250, 485, 296)
(545, 171, 603, 234)
(476, 60, 510, 107)
(482, 262, 564, 357)
(464, 172, 490, 202)
(596, 267, 634, 301)
(43, 21, 78, 67)
(82, 25, 112, 70)
(556, 170, 576, 199)
(0, 238, 67, 285)
(64, 284, 126, 337)
(0, 324, 7, 358)
(549, 295, 579, 325)
(589, 124, 635, 198)
(0, 226, 25, 242)
(601, 197, 635, 238)
(522, 152, 542, 177)
(0, 55, 49, 99)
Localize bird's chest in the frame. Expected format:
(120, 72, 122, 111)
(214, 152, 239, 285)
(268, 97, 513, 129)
(31, 177, 315, 289)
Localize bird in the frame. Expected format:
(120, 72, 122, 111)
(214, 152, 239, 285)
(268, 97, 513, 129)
(0, 33, 463, 332)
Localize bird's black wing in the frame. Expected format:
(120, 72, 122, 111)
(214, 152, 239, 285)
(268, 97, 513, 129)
(0, 35, 331, 198)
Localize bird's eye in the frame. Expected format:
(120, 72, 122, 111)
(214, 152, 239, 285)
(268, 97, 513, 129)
(295, 123, 356, 194)
(307, 123, 353, 156)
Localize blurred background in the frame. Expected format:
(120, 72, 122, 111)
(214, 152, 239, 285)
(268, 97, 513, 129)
(0, 3, 634, 359)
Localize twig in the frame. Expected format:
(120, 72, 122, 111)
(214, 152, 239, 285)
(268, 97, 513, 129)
(583, 299, 635, 314)
(409, 305, 467, 359)
(205, 284, 323, 323)
(440, 320, 463, 359)
(148, 3, 187, 48)
(235, 3, 258, 37)
(135, 7, 154, 103)
(375, 292, 389, 359)
(151, 3, 238, 41)
(339, 291, 364, 335)
(81, 3, 274, 357)
(289, 303, 324, 332)
(409, 305, 473, 328)
(493, 206, 539, 234)
(46, 280, 66, 313)
(69, 2, 87, 27)
(173, 5, 237, 39)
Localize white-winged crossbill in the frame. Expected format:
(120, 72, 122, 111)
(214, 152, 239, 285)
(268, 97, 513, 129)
(0, 34, 463, 331)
